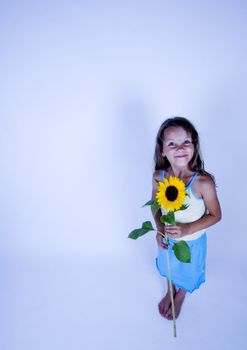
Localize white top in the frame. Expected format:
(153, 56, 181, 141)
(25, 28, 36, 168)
(161, 170, 207, 241)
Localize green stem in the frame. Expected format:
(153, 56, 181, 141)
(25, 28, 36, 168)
(157, 230, 167, 239)
(165, 234, 177, 338)
(157, 230, 177, 337)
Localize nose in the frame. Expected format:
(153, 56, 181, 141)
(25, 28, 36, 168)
(176, 144, 185, 151)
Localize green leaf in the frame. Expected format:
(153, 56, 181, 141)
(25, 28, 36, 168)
(142, 199, 155, 207)
(142, 198, 160, 216)
(178, 204, 189, 211)
(172, 241, 191, 263)
(142, 221, 155, 231)
(160, 211, 176, 225)
(160, 215, 166, 224)
(151, 198, 160, 216)
(128, 221, 155, 239)
(129, 227, 154, 239)
(128, 228, 145, 240)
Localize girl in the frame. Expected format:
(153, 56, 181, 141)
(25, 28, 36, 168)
(152, 117, 221, 320)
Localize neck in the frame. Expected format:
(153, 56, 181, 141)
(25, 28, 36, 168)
(169, 166, 193, 179)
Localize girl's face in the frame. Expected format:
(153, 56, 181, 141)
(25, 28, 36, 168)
(162, 126, 194, 168)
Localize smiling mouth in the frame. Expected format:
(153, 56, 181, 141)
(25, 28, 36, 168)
(175, 155, 187, 158)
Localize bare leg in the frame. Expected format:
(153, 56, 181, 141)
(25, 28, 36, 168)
(166, 288, 186, 320)
(158, 280, 177, 317)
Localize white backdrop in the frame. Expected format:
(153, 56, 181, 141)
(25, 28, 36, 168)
(1, 0, 247, 349)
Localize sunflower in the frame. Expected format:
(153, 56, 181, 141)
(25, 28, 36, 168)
(156, 176, 186, 212)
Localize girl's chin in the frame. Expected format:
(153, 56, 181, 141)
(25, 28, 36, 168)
(173, 159, 190, 166)
(175, 159, 187, 163)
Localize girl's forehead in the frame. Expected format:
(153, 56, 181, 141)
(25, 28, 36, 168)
(163, 126, 191, 140)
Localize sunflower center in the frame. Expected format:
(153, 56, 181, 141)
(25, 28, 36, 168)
(165, 186, 179, 201)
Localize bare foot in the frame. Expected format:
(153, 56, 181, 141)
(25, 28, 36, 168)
(166, 289, 186, 320)
(158, 287, 176, 317)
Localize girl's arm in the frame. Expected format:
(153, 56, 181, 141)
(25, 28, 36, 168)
(151, 171, 168, 249)
(165, 175, 222, 238)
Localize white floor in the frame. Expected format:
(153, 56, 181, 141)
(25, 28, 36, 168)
(0, 251, 246, 350)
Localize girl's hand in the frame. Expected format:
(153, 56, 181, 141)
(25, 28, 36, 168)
(156, 233, 168, 249)
(165, 223, 191, 239)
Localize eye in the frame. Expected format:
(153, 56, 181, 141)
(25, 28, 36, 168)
(184, 140, 191, 145)
(168, 142, 176, 147)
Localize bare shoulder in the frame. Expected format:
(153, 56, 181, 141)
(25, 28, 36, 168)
(194, 173, 216, 197)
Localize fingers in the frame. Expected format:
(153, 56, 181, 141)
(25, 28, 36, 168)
(156, 234, 168, 249)
(165, 226, 179, 238)
(160, 242, 168, 249)
(160, 241, 168, 249)
(165, 226, 177, 233)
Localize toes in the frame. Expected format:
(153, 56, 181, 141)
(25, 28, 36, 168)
(165, 310, 173, 320)
(158, 297, 167, 315)
(158, 300, 165, 315)
(158, 301, 171, 318)
(162, 306, 170, 317)
(159, 305, 168, 317)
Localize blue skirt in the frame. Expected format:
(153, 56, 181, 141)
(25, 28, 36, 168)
(156, 233, 207, 293)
